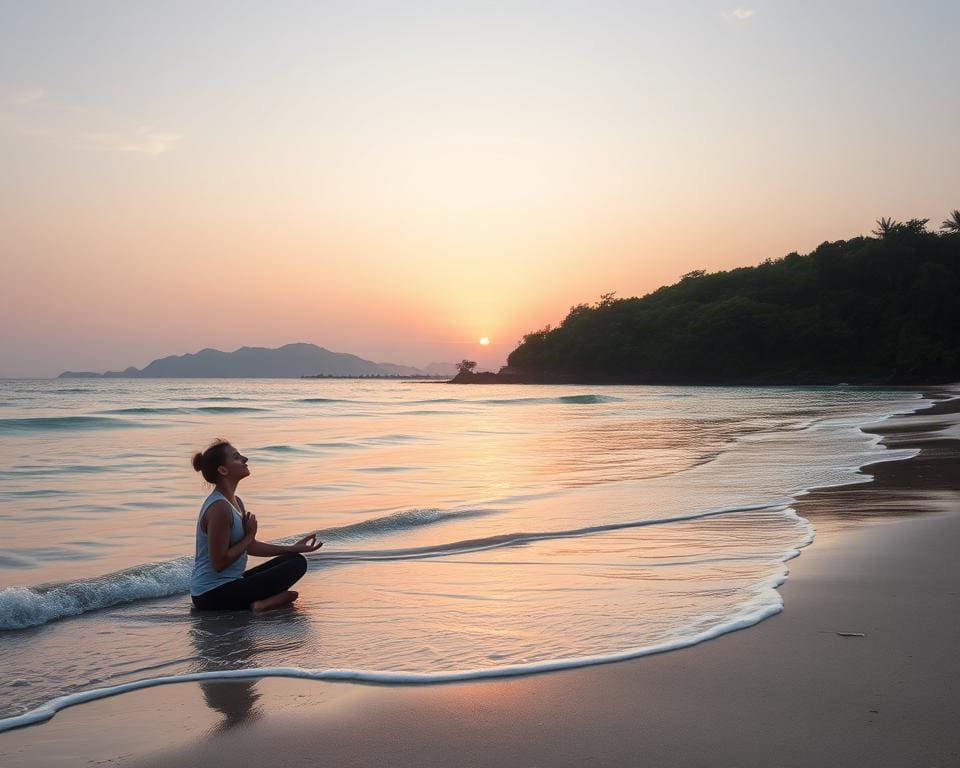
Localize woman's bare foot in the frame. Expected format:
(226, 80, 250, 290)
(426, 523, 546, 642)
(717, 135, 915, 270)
(251, 590, 299, 613)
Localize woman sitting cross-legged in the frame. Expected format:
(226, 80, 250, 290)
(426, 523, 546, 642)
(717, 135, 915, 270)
(190, 439, 323, 612)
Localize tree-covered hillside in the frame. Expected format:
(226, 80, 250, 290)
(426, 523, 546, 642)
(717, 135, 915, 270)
(506, 216, 960, 384)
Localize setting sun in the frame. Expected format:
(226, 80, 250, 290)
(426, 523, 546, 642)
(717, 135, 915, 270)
(479, 337, 490, 346)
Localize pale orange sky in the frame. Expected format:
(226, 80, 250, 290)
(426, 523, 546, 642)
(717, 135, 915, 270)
(2, 2, 958, 376)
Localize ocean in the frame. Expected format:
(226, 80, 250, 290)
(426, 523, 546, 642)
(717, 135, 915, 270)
(0, 379, 925, 730)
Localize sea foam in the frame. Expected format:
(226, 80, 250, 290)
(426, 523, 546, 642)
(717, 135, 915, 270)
(0, 560, 191, 630)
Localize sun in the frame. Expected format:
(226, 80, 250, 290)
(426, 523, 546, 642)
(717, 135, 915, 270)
(479, 337, 490, 346)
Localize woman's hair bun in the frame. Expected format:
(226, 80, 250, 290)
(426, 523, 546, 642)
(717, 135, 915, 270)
(192, 440, 230, 484)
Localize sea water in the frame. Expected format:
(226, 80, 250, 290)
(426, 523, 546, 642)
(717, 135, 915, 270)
(0, 380, 925, 729)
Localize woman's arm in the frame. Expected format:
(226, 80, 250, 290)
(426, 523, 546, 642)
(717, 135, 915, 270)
(234, 498, 323, 557)
(248, 534, 323, 557)
(205, 502, 255, 572)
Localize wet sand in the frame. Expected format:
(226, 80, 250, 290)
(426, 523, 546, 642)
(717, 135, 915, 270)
(3, 390, 959, 768)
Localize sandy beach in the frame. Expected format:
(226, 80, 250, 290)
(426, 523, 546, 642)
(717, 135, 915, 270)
(2, 391, 958, 768)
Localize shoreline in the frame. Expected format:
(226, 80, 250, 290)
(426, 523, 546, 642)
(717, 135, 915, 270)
(448, 371, 960, 386)
(2, 389, 958, 766)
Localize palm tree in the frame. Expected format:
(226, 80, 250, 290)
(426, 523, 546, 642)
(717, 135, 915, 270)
(904, 218, 930, 235)
(872, 217, 900, 238)
(940, 210, 960, 234)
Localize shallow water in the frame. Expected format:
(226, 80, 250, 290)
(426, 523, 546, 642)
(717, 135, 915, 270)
(0, 379, 924, 728)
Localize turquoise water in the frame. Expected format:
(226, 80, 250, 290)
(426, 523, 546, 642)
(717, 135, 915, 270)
(0, 379, 924, 729)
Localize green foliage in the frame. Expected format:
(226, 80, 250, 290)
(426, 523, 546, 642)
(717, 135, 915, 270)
(506, 217, 960, 384)
(872, 217, 900, 238)
(872, 217, 930, 239)
(941, 210, 960, 234)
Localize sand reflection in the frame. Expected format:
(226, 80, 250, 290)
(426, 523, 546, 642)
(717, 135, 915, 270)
(189, 609, 309, 731)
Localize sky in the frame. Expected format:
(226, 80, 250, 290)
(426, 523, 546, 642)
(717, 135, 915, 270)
(1, 1, 958, 377)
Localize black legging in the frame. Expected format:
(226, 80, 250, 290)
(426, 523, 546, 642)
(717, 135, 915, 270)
(191, 553, 308, 610)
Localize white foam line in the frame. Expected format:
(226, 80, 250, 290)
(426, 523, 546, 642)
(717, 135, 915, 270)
(0, 576, 791, 734)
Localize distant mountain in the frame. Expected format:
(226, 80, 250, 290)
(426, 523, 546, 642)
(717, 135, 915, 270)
(59, 343, 429, 379)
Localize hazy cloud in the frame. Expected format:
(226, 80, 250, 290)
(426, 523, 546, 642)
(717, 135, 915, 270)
(0, 89, 181, 156)
(4, 87, 45, 106)
(730, 8, 756, 21)
(83, 127, 183, 155)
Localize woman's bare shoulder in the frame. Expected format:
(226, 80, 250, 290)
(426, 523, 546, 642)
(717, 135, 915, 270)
(201, 500, 233, 532)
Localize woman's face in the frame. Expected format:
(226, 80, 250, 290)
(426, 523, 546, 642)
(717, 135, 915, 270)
(219, 445, 250, 480)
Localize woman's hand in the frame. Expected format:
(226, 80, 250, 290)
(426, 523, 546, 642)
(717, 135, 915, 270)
(293, 533, 323, 553)
(242, 509, 258, 540)
(246, 531, 323, 558)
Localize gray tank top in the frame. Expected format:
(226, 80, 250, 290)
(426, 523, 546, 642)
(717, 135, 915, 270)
(190, 490, 248, 596)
